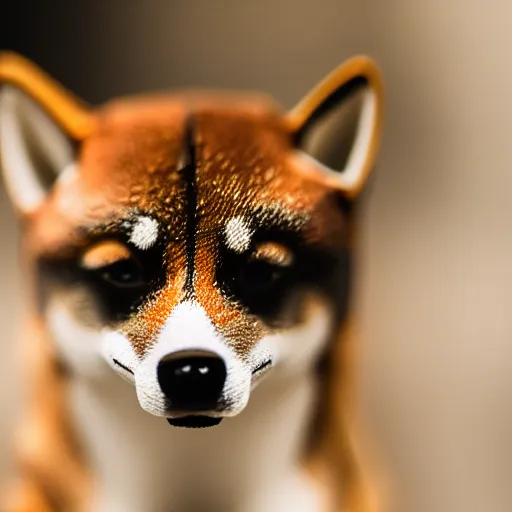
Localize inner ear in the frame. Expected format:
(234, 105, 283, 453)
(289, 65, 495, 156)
(296, 81, 367, 174)
(0, 86, 76, 213)
(287, 57, 383, 198)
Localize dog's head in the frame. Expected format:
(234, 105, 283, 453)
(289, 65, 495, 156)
(0, 53, 382, 427)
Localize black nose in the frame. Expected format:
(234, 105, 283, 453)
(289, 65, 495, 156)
(157, 351, 227, 411)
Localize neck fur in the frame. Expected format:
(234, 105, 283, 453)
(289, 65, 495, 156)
(67, 363, 327, 512)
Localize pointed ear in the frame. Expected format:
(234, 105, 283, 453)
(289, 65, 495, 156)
(286, 56, 384, 199)
(0, 52, 98, 214)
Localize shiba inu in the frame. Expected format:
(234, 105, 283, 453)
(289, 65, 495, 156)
(0, 52, 383, 512)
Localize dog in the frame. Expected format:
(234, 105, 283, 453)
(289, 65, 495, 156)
(0, 52, 383, 512)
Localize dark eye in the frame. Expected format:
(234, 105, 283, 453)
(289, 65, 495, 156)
(100, 258, 144, 288)
(239, 260, 284, 292)
(80, 240, 145, 288)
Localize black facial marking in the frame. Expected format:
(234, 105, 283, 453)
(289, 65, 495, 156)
(252, 359, 272, 375)
(37, 230, 168, 325)
(113, 359, 134, 375)
(217, 226, 351, 328)
(181, 117, 198, 296)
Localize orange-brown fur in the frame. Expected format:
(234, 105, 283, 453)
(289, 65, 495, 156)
(2, 317, 91, 512)
(0, 52, 384, 512)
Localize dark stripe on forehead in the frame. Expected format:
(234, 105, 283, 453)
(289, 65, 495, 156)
(182, 116, 198, 296)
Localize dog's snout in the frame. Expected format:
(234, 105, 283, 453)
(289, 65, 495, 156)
(157, 350, 227, 411)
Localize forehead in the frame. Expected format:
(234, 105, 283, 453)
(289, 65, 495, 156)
(32, 94, 343, 252)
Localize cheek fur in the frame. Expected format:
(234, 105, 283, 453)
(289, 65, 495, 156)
(250, 294, 334, 378)
(46, 301, 110, 379)
(100, 330, 139, 383)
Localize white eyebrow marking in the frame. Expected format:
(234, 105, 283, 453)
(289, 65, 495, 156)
(129, 216, 159, 250)
(224, 216, 254, 254)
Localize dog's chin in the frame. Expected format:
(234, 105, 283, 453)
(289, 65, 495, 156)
(166, 416, 223, 428)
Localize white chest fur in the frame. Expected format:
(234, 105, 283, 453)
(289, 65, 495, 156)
(68, 364, 327, 512)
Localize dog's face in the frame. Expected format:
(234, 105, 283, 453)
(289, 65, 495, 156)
(0, 54, 382, 427)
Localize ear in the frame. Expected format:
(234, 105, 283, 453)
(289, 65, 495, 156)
(0, 52, 97, 214)
(286, 56, 384, 199)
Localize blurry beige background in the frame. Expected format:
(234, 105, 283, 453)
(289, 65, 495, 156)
(2, 1, 512, 511)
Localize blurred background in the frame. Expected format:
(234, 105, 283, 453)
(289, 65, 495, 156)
(2, 1, 512, 511)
